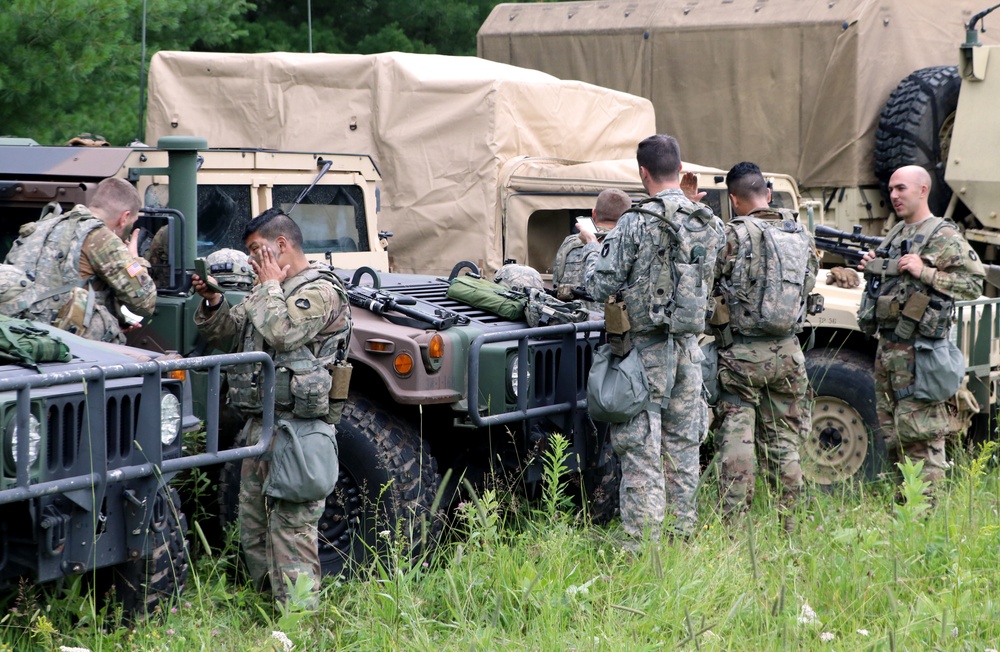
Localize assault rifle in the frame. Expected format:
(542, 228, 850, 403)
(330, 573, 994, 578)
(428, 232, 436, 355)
(346, 283, 469, 330)
(813, 224, 887, 267)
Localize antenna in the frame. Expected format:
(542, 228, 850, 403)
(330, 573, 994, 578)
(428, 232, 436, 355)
(138, 0, 148, 143)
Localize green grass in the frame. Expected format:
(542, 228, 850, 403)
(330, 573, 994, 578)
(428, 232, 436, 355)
(3, 441, 1000, 651)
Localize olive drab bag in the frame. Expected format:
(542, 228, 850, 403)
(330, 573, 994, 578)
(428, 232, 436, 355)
(586, 344, 650, 423)
(728, 211, 814, 336)
(634, 197, 724, 334)
(0, 315, 71, 368)
(263, 418, 339, 503)
(446, 275, 528, 320)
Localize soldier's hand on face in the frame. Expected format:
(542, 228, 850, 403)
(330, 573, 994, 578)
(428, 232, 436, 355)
(857, 249, 876, 271)
(251, 246, 290, 284)
(578, 229, 598, 245)
(127, 228, 142, 259)
(897, 253, 925, 279)
(826, 266, 860, 288)
(680, 172, 707, 202)
(191, 274, 222, 305)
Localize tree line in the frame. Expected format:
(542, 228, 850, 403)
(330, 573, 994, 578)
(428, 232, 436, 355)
(2, 0, 512, 146)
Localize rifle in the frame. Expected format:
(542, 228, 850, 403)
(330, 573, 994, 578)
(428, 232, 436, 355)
(346, 284, 468, 330)
(545, 284, 595, 302)
(813, 224, 888, 267)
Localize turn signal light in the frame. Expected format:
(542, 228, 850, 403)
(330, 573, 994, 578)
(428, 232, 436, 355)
(393, 353, 414, 377)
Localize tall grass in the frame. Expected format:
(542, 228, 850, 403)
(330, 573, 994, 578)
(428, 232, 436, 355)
(2, 441, 999, 651)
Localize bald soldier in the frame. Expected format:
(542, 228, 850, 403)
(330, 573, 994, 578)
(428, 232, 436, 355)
(552, 188, 631, 311)
(857, 165, 984, 494)
(3, 178, 156, 342)
(194, 208, 351, 606)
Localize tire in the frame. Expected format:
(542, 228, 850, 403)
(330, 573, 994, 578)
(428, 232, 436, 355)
(803, 348, 885, 485)
(113, 486, 189, 617)
(584, 449, 621, 525)
(874, 65, 961, 216)
(219, 393, 443, 578)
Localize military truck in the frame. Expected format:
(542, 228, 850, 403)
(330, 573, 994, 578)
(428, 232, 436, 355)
(0, 310, 276, 613)
(479, 0, 1000, 484)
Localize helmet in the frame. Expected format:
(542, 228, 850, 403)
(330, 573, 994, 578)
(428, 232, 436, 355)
(493, 264, 543, 291)
(205, 249, 255, 290)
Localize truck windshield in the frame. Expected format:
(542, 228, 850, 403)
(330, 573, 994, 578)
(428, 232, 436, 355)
(273, 185, 368, 254)
(145, 184, 253, 256)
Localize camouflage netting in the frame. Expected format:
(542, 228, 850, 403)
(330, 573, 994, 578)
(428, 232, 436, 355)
(145, 52, 656, 275)
(478, 0, 1000, 188)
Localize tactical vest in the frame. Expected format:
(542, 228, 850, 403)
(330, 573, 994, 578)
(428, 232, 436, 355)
(623, 196, 724, 335)
(725, 208, 814, 337)
(857, 216, 954, 339)
(3, 207, 111, 328)
(553, 236, 588, 287)
(227, 265, 353, 424)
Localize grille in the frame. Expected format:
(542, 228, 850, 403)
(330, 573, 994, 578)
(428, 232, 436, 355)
(45, 389, 143, 473)
(529, 338, 596, 407)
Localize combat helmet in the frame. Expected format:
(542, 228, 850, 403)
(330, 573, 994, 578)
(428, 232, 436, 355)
(493, 263, 543, 291)
(205, 249, 256, 290)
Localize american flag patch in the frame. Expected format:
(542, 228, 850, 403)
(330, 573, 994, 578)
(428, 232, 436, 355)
(126, 261, 144, 278)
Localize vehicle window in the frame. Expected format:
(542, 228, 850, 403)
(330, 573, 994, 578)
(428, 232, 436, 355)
(145, 184, 253, 256)
(272, 185, 368, 254)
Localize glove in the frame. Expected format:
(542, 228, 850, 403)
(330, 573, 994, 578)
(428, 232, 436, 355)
(827, 266, 860, 289)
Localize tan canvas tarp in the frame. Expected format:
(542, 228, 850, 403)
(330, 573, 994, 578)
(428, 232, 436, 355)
(479, 0, 998, 188)
(146, 51, 655, 275)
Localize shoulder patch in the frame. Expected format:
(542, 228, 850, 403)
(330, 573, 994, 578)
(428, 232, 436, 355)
(294, 297, 311, 310)
(970, 249, 979, 261)
(601, 242, 611, 258)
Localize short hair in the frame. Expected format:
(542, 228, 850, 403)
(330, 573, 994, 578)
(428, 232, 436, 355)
(90, 178, 141, 217)
(636, 135, 682, 181)
(242, 207, 304, 249)
(726, 161, 768, 201)
(594, 188, 631, 223)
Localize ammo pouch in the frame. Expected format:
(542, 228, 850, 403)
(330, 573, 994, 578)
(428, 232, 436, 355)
(263, 418, 339, 503)
(586, 344, 650, 423)
(274, 348, 332, 419)
(327, 361, 352, 424)
(910, 336, 965, 402)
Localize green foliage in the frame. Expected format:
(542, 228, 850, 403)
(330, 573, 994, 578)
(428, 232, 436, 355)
(0, 0, 251, 145)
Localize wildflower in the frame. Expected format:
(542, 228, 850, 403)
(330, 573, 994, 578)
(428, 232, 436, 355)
(952, 627, 959, 638)
(166, 629, 175, 636)
(184, 602, 191, 609)
(59, 647, 92, 652)
(212, 630, 220, 637)
(170, 607, 178, 614)
(378, 530, 391, 538)
(422, 562, 429, 568)
(985, 648, 997, 652)
(857, 629, 870, 636)
(820, 632, 835, 642)
(797, 604, 820, 625)
(816, 525, 824, 532)
(272, 631, 295, 652)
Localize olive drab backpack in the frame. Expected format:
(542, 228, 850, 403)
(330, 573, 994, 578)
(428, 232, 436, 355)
(634, 196, 725, 334)
(727, 210, 814, 337)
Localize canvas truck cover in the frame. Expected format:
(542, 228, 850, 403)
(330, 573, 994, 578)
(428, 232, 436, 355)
(146, 51, 655, 276)
(479, 0, 999, 189)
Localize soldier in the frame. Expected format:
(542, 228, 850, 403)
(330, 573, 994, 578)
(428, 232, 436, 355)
(193, 208, 351, 606)
(3, 177, 156, 343)
(857, 165, 984, 493)
(552, 188, 631, 311)
(581, 135, 723, 545)
(710, 162, 818, 524)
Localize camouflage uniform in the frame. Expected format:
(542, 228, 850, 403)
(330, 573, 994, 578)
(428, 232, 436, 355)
(3, 205, 156, 343)
(712, 210, 819, 517)
(583, 188, 718, 542)
(867, 218, 984, 485)
(195, 263, 349, 605)
(552, 233, 606, 312)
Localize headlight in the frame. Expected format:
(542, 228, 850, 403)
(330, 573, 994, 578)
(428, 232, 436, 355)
(160, 392, 181, 446)
(9, 413, 41, 467)
(508, 355, 531, 399)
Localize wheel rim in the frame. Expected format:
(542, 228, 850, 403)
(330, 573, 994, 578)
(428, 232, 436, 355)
(317, 467, 364, 575)
(800, 395, 869, 485)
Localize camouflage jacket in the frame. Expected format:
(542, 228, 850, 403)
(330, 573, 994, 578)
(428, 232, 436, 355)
(4, 205, 156, 337)
(582, 188, 719, 334)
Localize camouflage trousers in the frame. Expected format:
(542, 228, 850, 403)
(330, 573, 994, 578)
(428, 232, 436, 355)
(714, 337, 807, 518)
(609, 333, 707, 543)
(875, 338, 961, 486)
(239, 418, 325, 607)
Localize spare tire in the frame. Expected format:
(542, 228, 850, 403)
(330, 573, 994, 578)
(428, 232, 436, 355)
(874, 65, 961, 217)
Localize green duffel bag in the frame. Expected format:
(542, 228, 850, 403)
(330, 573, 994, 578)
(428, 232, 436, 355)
(263, 418, 339, 504)
(0, 315, 71, 368)
(446, 275, 527, 320)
